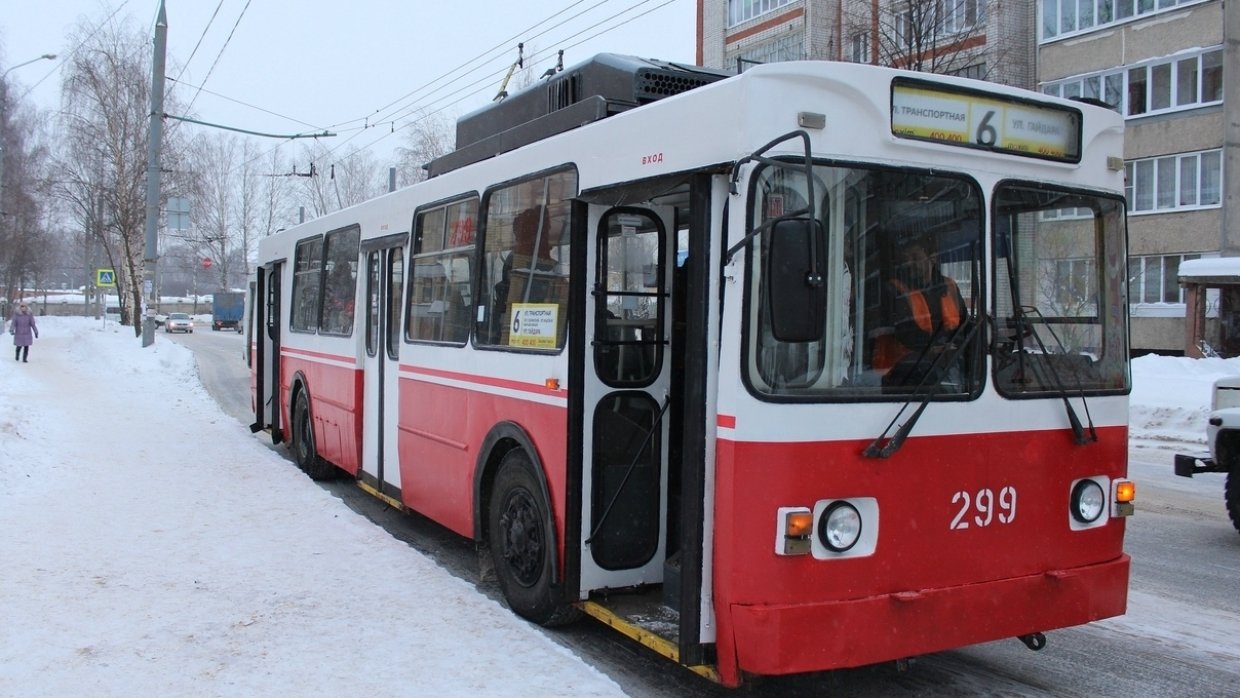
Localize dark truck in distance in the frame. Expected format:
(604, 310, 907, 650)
(1175, 375, 1240, 535)
(211, 291, 244, 332)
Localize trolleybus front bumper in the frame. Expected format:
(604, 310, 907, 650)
(726, 554, 1130, 677)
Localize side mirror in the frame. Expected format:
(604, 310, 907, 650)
(767, 217, 826, 342)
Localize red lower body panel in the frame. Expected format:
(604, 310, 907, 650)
(722, 554, 1129, 682)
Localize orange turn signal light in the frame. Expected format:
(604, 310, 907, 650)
(785, 510, 813, 538)
(545, 378, 560, 391)
(1115, 480, 1135, 503)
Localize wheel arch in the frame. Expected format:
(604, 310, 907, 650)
(288, 370, 310, 412)
(1216, 428, 1240, 468)
(472, 421, 555, 546)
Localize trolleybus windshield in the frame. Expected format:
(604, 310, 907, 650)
(991, 183, 1129, 396)
(745, 162, 984, 400)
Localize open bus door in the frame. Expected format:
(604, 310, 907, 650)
(574, 175, 721, 673)
(360, 236, 407, 505)
(580, 202, 675, 593)
(251, 261, 284, 443)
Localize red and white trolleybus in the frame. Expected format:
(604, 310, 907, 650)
(248, 54, 1135, 686)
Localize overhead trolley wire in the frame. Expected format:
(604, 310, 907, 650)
(319, 0, 674, 165)
(183, 0, 255, 115)
(227, 0, 682, 178)
(166, 0, 226, 105)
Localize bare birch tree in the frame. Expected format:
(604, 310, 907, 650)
(54, 15, 185, 334)
(0, 75, 54, 318)
(395, 109, 454, 187)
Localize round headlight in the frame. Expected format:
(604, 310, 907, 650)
(1071, 479, 1105, 524)
(818, 501, 862, 552)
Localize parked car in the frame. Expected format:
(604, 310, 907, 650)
(164, 312, 194, 334)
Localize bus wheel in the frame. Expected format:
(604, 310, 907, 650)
(1226, 467, 1240, 535)
(291, 389, 335, 481)
(487, 450, 578, 626)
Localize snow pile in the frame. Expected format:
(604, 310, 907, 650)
(0, 317, 1233, 696)
(0, 318, 624, 698)
(1128, 353, 1238, 453)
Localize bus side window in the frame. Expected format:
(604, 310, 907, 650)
(410, 198, 477, 345)
(477, 169, 577, 349)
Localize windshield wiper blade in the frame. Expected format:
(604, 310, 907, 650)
(863, 317, 983, 459)
(1016, 306, 1097, 445)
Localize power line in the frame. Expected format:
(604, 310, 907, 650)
(226, 0, 686, 180)
(185, 0, 254, 115)
(320, 0, 672, 164)
(166, 76, 324, 131)
(167, 0, 226, 102)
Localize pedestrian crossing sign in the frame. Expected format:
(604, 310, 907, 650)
(97, 268, 116, 287)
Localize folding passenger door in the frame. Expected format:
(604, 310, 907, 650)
(579, 203, 675, 593)
(252, 261, 283, 442)
(360, 236, 407, 503)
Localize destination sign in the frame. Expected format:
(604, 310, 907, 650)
(891, 79, 1081, 162)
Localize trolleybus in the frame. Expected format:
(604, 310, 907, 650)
(248, 54, 1135, 686)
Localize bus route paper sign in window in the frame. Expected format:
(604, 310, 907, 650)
(509, 304, 559, 349)
(891, 78, 1082, 163)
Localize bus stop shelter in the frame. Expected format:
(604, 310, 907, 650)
(1179, 257, 1240, 358)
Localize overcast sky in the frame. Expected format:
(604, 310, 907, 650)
(0, 0, 697, 164)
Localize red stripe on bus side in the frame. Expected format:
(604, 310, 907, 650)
(281, 346, 357, 363)
(400, 364, 565, 397)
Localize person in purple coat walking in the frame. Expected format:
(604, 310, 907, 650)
(10, 303, 38, 362)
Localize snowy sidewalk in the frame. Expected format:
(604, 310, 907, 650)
(0, 318, 625, 698)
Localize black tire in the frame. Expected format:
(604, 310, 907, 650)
(1226, 467, 1240, 535)
(290, 389, 336, 481)
(487, 450, 578, 626)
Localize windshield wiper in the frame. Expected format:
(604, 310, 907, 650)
(1013, 306, 1097, 445)
(863, 316, 983, 459)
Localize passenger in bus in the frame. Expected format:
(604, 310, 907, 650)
(493, 206, 560, 333)
(324, 264, 356, 333)
(872, 236, 967, 387)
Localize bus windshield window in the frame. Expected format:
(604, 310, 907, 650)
(992, 184, 1129, 396)
(747, 163, 983, 399)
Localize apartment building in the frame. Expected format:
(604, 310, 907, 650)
(1039, 0, 1238, 354)
(698, 1, 1036, 88)
(698, 0, 1240, 354)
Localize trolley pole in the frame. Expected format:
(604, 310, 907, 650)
(141, 0, 167, 347)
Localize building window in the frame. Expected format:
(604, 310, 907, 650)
(728, 0, 795, 27)
(732, 34, 804, 67)
(1042, 0, 1208, 41)
(1124, 150, 1223, 214)
(850, 31, 870, 63)
(1042, 47, 1223, 117)
(937, 0, 986, 34)
(947, 63, 987, 80)
(1054, 258, 1096, 308)
(1129, 254, 1200, 305)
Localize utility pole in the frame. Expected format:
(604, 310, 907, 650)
(142, 0, 167, 347)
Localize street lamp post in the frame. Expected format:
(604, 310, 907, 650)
(1, 53, 57, 80)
